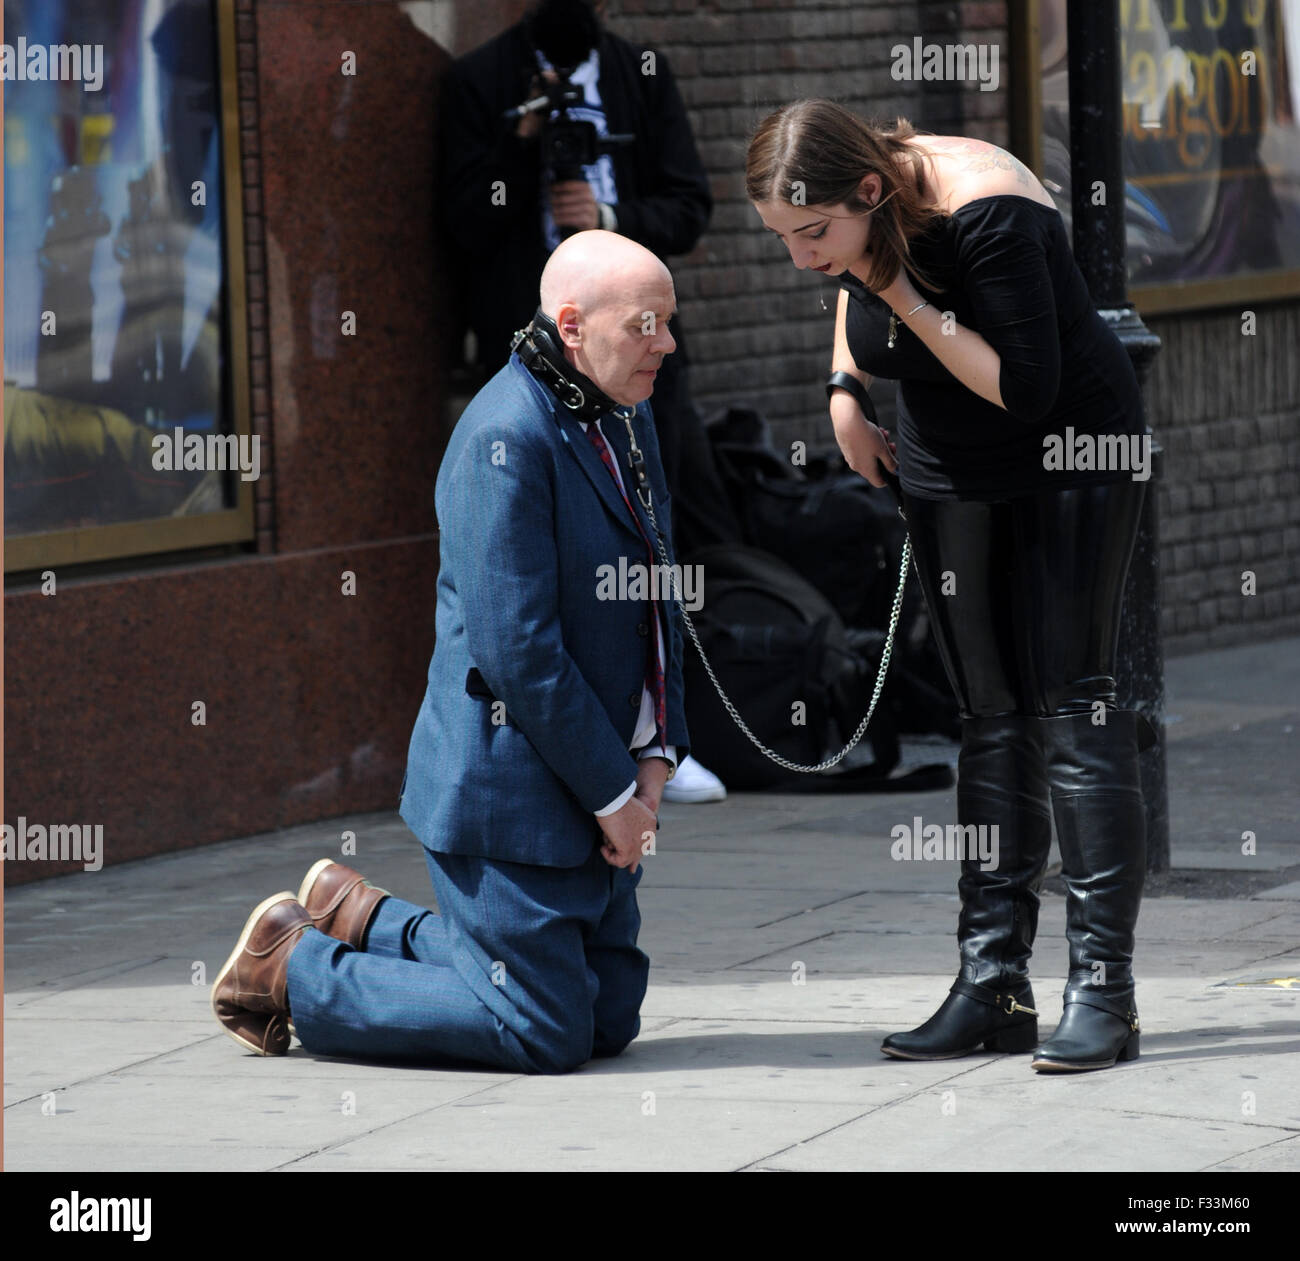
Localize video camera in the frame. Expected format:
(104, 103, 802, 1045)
(505, 70, 634, 184)
(503, 0, 634, 184)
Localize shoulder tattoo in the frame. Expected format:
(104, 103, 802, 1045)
(950, 142, 1032, 187)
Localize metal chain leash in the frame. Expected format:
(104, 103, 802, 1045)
(639, 482, 912, 775)
(529, 358, 912, 775)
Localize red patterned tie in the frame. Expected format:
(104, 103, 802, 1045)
(585, 420, 668, 752)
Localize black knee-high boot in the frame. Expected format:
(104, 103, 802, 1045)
(1032, 709, 1149, 1072)
(882, 715, 1052, 1059)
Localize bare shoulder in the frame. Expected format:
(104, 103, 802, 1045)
(914, 136, 1055, 212)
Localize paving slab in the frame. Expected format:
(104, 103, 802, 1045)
(1255, 882, 1300, 902)
(756, 1094, 1296, 1173)
(1207, 1135, 1300, 1171)
(283, 1096, 863, 1173)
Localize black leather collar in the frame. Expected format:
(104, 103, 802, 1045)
(511, 310, 633, 424)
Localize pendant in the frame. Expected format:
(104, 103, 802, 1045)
(888, 312, 899, 349)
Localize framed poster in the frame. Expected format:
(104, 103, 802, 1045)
(1012, 0, 1300, 313)
(3, 0, 254, 572)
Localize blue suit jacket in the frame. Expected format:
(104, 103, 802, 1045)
(399, 354, 690, 868)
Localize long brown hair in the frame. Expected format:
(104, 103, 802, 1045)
(746, 99, 944, 293)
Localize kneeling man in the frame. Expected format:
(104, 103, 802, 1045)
(212, 231, 688, 1073)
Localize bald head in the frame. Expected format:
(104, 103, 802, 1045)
(539, 230, 672, 320)
(538, 230, 677, 408)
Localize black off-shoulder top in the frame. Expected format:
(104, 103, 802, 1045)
(840, 195, 1145, 500)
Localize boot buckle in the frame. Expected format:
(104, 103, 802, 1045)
(1001, 996, 1038, 1017)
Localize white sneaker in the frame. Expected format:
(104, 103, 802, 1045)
(661, 755, 727, 804)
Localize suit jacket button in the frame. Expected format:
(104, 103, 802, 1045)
(629, 692, 640, 708)
(637, 622, 649, 637)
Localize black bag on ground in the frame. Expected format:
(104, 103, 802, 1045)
(707, 406, 902, 630)
(702, 405, 959, 741)
(682, 544, 902, 789)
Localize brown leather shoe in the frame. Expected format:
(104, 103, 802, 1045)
(296, 859, 390, 948)
(211, 893, 312, 1056)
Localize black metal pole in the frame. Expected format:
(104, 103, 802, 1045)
(1066, 0, 1169, 872)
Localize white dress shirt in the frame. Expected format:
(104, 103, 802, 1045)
(579, 416, 677, 815)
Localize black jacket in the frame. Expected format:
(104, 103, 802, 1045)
(438, 21, 712, 371)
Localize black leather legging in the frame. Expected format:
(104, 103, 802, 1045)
(900, 481, 1147, 718)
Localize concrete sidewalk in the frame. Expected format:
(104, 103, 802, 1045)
(5, 639, 1298, 1172)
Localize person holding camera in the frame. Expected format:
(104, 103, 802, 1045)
(439, 0, 710, 382)
(747, 99, 1154, 1072)
(439, 0, 726, 804)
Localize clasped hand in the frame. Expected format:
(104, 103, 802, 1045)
(597, 759, 670, 873)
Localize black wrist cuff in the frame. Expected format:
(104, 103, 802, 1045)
(826, 371, 877, 424)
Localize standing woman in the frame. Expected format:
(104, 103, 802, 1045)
(747, 98, 1156, 1072)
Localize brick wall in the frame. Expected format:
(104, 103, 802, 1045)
(601, 0, 1298, 656)
(1146, 303, 1300, 652)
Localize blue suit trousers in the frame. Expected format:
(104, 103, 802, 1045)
(285, 847, 649, 1074)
